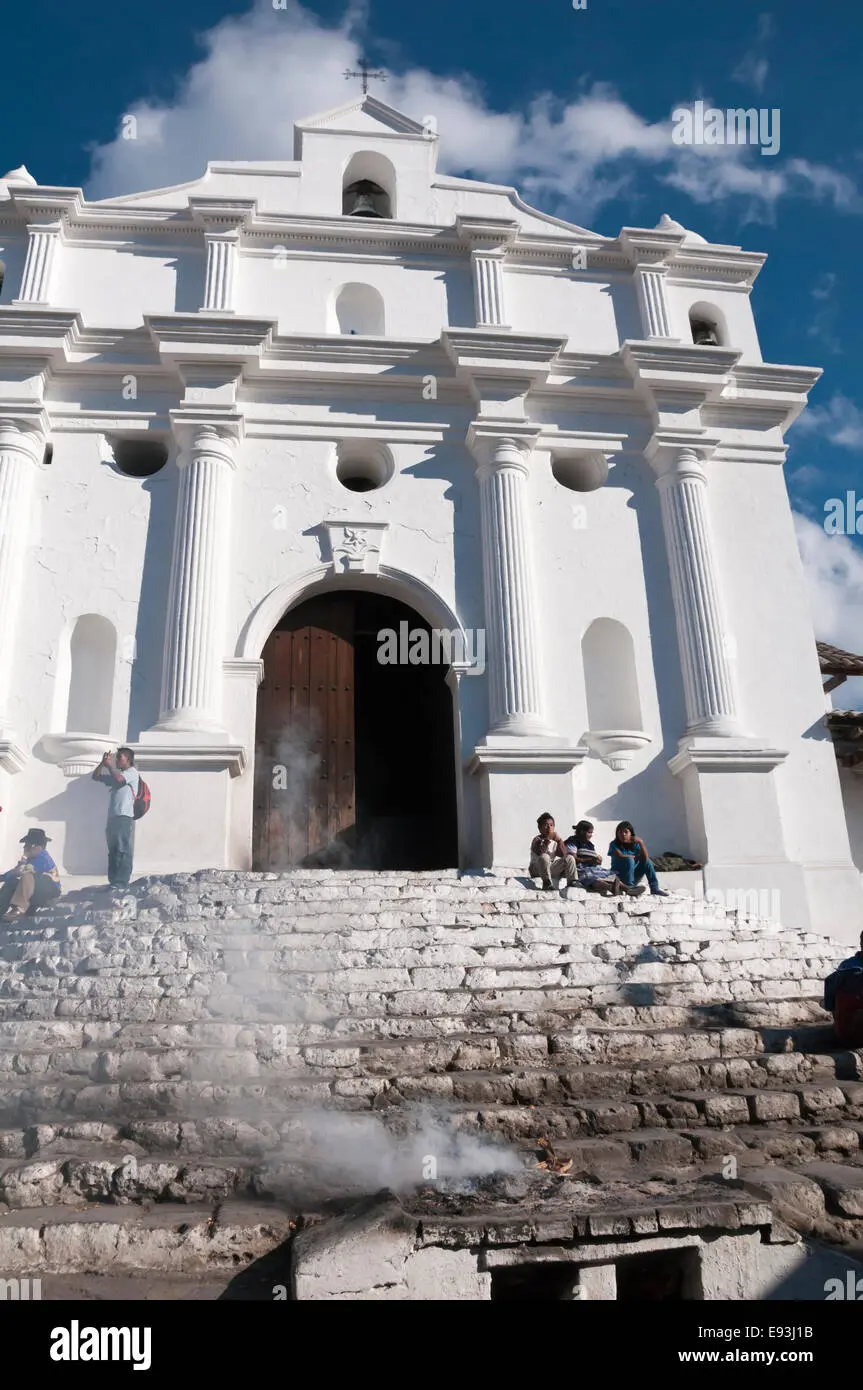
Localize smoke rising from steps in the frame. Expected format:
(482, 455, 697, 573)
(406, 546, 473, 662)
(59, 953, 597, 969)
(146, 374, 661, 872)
(268, 1107, 525, 1202)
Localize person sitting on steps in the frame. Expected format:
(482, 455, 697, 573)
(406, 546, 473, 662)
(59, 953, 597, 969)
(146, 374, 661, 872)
(608, 821, 670, 898)
(529, 813, 578, 892)
(564, 820, 642, 897)
(0, 828, 62, 920)
(823, 931, 863, 1048)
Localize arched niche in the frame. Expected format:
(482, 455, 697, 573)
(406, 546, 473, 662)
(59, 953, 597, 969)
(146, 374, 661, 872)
(581, 618, 651, 770)
(332, 282, 385, 336)
(689, 301, 728, 347)
(66, 614, 117, 735)
(342, 151, 395, 218)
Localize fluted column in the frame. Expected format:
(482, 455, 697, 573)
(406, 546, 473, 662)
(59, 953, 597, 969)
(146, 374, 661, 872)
(655, 448, 739, 735)
(0, 418, 45, 734)
(202, 231, 239, 312)
(18, 224, 62, 303)
(155, 421, 241, 732)
(472, 251, 507, 328)
(474, 436, 550, 736)
(634, 264, 673, 339)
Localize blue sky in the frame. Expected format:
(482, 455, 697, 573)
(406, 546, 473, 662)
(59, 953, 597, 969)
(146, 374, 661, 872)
(3, 0, 862, 680)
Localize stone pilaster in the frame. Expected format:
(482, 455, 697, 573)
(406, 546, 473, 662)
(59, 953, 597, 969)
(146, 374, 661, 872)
(652, 446, 739, 736)
(456, 217, 518, 331)
(189, 199, 255, 315)
(154, 418, 243, 734)
(18, 224, 62, 303)
(202, 232, 240, 312)
(472, 251, 507, 328)
(0, 415, 46, 768)
(634, 264, 673, 339)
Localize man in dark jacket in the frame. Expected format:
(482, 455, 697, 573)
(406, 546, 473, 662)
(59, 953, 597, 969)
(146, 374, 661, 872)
(823, 932, 863, 1014)
(0, 829, 62, 919)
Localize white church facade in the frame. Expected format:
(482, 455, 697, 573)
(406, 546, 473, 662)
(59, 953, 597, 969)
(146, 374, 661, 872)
(0, 95, 860, 941)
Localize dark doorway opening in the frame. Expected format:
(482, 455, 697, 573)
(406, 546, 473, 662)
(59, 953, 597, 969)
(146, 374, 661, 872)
(253, 589, 459, 871)
(490, 1263, 579, 1301)
(615, 1248, 701, 1300)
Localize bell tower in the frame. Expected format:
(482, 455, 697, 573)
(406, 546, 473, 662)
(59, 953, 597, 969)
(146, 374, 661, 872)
(292, 95, 439, 223)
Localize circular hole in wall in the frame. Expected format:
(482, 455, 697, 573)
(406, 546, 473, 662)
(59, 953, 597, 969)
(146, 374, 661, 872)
(550, 451, 609, 493)
(111, 438, 169, 478)
(335, 441, 393, 493)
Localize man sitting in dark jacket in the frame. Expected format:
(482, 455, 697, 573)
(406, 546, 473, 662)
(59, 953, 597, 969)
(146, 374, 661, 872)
(823, 932, 863, 1013)
(0, 829, 62, 920)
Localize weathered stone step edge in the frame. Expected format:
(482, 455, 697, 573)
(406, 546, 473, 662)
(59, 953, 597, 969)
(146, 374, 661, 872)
(2, 1127, 862, 1212)
(0, 919, 797, 947)
(0, 1045, 848, 1088)
(0, 997, 832, 1032)
(0, 976, 834, 1003)
(0, 1073, 861, 1129)
(0, 1200, 294, 1274)
(0, 929, 822, 955)
(2, 1104, 861, 1165)
(0, 1150, 281, 1209)
(0, 1004, 833, 1045)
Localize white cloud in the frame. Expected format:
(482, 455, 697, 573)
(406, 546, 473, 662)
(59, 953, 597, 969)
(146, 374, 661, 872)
(794, 512, 863, 706)
(83, 0, 860, 226)
(731, 53, 769, 94)
(793, 394, 863, 450)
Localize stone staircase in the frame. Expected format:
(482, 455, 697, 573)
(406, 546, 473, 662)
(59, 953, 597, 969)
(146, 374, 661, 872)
(0, 869, 862, 1287)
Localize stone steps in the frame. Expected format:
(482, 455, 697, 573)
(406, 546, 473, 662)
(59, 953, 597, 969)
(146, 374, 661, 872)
(0, 1042, 852, 1090)
(1, 1067, 861, 1136)
(0, 1001, 833, 1047)
(0, 869, 858, 1283)
(528, 1123, 863, 1176)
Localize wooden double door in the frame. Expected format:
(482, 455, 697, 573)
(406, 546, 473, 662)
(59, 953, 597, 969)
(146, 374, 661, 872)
(252, 592, 458, 870)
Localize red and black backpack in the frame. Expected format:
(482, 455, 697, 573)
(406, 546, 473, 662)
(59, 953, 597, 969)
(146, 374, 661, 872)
(132, 777, 151, 819)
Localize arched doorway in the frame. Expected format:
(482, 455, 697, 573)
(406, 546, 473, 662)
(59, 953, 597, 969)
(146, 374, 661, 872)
(253, 589, 459, 870)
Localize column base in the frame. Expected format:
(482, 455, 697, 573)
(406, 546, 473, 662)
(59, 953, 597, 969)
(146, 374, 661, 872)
(148, 707, 228, 735)
(136, 728, 246, 777)
(0, 731, 27, 774)
(468, 742, 587, 867)
(486, 714, 560, 739)
(664, 732, 862, 941)
(669, 734, 789, 866)
(669, 735, 788, 776)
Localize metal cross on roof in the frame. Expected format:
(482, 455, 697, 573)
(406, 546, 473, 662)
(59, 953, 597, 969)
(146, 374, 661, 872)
(344, 58, 387, 96)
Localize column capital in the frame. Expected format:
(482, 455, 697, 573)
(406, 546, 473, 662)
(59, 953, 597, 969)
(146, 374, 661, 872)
(467, 423, 541, 474)
(0, 412, 49, 460)
(456, 216, 519, 253)
(169, 412, 244, 463)
(646, 431, 720, 483)
(189, 197, 256, 232)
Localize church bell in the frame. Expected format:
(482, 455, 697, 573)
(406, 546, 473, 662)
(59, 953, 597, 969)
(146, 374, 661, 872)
(345, 181, 383, 218)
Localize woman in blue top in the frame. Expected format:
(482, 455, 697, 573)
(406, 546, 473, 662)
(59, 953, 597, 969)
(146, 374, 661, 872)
(608, 822, 669, 898)
(565, 821, 642, 897)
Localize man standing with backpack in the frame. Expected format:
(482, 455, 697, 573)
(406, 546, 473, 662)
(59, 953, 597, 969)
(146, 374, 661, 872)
(91, 747, 143, 890)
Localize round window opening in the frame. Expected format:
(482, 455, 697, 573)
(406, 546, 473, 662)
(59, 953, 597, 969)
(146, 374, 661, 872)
(551, 451, 609, 493)
(111, 438, 169, 478)
(335, 443, 393, 494)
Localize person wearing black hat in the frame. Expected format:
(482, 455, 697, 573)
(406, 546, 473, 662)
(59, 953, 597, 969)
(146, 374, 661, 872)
(0, 829, 62, 920)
